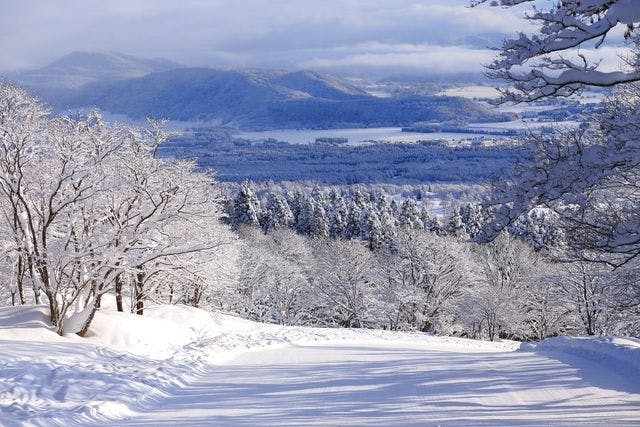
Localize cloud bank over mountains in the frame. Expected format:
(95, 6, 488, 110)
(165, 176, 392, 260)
(1, 0, 524, 75)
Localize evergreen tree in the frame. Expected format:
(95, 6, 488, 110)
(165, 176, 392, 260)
(360, 208, 384, 250)
(460, 204, 485, 239)
(345, 187, 370, 239)
(230, 181, 261, 229)
(398, 199, 423, 230)
(446, 206, 469, 240)
(311, 205, 330, 238)
(328, 196, 349, 238)
(294, 192, 315, 235)
(420, 208, 441, 235)
(263, 193, 294, 233)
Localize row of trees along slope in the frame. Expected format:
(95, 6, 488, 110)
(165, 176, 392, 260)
(0, 82, 235, 335)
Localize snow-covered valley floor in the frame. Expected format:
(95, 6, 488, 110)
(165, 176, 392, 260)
(1, 305, 639, 426)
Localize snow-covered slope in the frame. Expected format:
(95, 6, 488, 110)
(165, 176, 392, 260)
(0, 304, 639, 426)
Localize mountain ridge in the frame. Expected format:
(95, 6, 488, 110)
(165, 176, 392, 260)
(8, 52, 510, 130)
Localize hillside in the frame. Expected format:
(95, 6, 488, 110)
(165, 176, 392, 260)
(49, 67, 505, 129)
(8, 52, 508, 130)
(1, 304, 639, 425)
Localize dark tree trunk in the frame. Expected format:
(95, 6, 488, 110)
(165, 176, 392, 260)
(16, 256, 26, 305)
(134, 271, 145, 315)
(27, 257, 41, 304)
(115, 274, 124, 312)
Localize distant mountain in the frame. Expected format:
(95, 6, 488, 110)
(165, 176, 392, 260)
(12, 51, 182, 90)
(46, 67, 507, 129)
(8, 52, 510, 130)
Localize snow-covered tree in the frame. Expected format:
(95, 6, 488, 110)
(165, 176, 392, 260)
(476, 2, 640, 268)
(235, 229, 314, 325)
(262, 193, 293, 233)
(344, 187, 369, 239)
(360, 208, 385, 250)
(0, 82, 234, 335)
(312, 239, 377, 328)
(484, 83, 640, 266)
(461, 233, 543, 341)
(377, 230, 469, 333)
(230, 181, 261, 229)
(447, 206, 470, 240)
(556, 260, 640, 336)
(398, 199, 423, 230)
(472, 0, 640, 102)
(310, 204, 329, 238)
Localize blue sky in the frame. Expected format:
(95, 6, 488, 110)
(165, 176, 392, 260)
(1, 0, 532, 74)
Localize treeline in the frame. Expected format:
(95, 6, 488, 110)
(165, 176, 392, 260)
(220, 227, 638, 341)
(226, 182, 561, 251)
(221, 182, 639, 340)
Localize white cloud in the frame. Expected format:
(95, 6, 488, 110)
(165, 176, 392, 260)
(0, 0, 526, 76)
(299, 44, 495, 74)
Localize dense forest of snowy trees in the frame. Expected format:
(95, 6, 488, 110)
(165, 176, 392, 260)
(219, 182, 639, 340)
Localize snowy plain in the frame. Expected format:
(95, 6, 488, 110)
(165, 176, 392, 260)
(1, 304, 639, 426)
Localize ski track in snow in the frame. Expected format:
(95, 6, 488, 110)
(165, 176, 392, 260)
(1, 306, 639, 426)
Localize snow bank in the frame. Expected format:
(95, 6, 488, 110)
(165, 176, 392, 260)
(86, 305, 218, 359)
(0, 304, 220, 426)
(0, 304, 219, 359)
(520, 336, 640, 380)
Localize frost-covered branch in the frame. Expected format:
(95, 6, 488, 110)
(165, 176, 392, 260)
(473, 0, 640, 102)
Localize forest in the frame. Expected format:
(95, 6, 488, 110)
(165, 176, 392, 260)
(159, 128, 525, 184)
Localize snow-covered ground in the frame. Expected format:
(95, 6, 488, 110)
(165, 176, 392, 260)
(235, 127, 511, 145)
(1, 304, 639, 426)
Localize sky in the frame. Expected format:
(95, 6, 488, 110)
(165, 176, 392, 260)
(0, 0, 529, 75)
(0, 0, 628, 77)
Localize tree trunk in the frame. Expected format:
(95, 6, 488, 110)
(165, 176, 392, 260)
(115, 274, 124, 312)
(77, 294, 103, 337)
(28, 257, 41, 304)
(134, 271, 145, 315)
(16, 257, 26, 305)
(192, 285, 201, 307)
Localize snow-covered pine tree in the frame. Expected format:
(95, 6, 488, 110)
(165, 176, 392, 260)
(344, 187, 370, 239)
(262, 193, 294, 233)
(230, 181, 261, 229)
(398, 199, 423, 230)
(360, 208, 384, 250)
(447, 206, 470, 240)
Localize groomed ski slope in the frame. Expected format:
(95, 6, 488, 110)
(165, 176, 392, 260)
(1, 304, 639, 426)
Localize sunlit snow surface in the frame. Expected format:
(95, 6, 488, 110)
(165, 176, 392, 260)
(0, 304, 639, 426)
